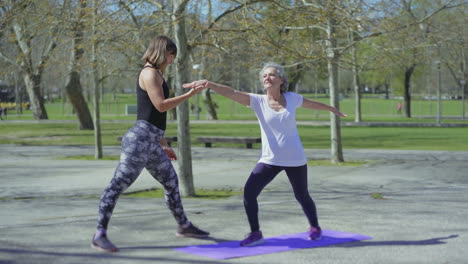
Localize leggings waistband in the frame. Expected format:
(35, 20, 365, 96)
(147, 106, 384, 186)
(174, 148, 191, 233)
(134, 120, 165, 138)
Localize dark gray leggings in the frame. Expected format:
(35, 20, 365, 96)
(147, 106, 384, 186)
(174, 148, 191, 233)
(243, 162, 319, 232)
(96, 120, 188, 231)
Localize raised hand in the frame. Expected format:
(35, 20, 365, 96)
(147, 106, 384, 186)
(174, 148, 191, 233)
(333, 109, 347, 117)
(183, 80, 208, 90)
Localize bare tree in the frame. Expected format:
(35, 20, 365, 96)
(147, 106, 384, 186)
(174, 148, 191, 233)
(349, 30, 362, 122)
(0, 1, 62, 119)
(169, 0, 272, 196)
(172, 0, 196, 196)
(63, 0, 94, 129)
(368, 0, 464, 118)
(91, 0, 102, 158)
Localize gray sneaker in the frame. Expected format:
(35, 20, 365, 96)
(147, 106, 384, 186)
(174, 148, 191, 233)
(91, 234, 119, 252)
(176, 223, 210, 238)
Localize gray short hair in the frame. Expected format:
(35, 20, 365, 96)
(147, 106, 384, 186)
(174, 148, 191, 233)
(259, 62, 289, 93)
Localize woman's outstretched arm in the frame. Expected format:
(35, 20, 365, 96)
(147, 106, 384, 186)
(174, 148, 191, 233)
(183, 80, 250, 106)
(142, 69, 205, 112)
(302, 97, 347, 117)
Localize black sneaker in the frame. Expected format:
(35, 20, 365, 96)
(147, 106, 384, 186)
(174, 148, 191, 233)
(176, 222, 210, 238)
(91, 234, 119, 252)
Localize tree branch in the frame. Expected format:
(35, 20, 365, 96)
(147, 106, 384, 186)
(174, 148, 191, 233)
(173, 0, 191, 15)
(12, 21, 31, 59)
(118, 0, 142, 28)
(142, 0, 163, 9)
(284, 25, 327, 32)
(0, 51, 21, 71)
(36, 40, 57, 75)
(300, 0, 321, 9)
(205, 0, 269, 32)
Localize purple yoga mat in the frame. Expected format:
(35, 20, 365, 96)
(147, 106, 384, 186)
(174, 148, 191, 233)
(174, 229, 372, 259)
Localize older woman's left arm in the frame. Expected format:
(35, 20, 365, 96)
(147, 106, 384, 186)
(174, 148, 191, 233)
(302, 97, 347, 117)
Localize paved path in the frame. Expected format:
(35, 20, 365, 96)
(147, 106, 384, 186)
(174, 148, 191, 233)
(1, 145, 467, 264)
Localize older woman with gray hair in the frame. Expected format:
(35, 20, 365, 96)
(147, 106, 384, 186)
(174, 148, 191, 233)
(183, 62, 346, 247)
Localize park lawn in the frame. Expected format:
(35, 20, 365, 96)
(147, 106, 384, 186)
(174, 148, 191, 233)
(5, 93, 468, 123)
(333, 126, 468, 151)
(0, 123, 467, 151)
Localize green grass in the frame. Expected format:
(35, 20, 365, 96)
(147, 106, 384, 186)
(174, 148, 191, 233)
(0, 123, 132, 146)
(123, 188, 242, 199)
(1, 123, 467, 151)
(307, 160, 369, 166)
(338, 126, 468, 151)
(6, 93, 468, 122)
(211, 94, 467, 121)
(1, 93, 467, 151)
(370, 193, 386, 200)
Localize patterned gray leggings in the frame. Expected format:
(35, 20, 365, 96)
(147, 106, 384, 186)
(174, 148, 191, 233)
(96, 120, 188, 231)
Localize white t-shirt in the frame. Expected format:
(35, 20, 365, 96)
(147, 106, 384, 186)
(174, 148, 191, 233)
(249, 92, 307, 167)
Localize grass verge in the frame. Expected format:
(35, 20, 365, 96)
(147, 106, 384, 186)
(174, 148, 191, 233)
(1, 123, 467, 151)
(307, 160, 369, 166)
(123, 188, 242, 199)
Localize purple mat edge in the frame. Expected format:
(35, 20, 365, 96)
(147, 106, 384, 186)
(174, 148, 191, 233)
(174, 230, 372, 260)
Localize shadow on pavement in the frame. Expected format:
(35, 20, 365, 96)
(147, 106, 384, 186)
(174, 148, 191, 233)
(332, 234, 458, 248)
(0, 247, 227, 264)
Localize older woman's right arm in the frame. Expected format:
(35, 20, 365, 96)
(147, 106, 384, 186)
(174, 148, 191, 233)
(183, 80, 250, 106)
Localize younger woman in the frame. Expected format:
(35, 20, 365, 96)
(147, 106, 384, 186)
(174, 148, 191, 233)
(92, 36, 209, 252)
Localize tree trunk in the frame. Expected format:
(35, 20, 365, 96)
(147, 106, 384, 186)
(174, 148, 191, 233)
(404, 65, 415, 118)
(384, 82, 390, 100)
(202, 89, 218, 120)
(173, 0, 195, 197)
(463, 48, 467, 98)
(65, 71, 94, 129)
(92, 0, 102, 159)
(23, 72, 48, 119)
(14, 73, 23, 114)
(92, 67, 102, 159)
(287, 64, 305, 92)
(200, 51, 218, 120)
(351, 40, 362, 122)
(10, 18, 50, 120)
(326, 15, 344, 163)
(64, 0, 94, 130)
(166, 73, 178, 120)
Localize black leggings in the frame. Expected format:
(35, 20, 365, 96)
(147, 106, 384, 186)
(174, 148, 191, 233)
(243, 162, 319, 232)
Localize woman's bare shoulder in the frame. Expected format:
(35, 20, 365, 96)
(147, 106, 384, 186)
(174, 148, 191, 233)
(139, 68, 163, 89)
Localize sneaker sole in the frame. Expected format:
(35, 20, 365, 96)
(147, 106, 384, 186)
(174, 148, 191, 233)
(309, 236, 322, 241)
(175, 232, 210, 238)
(91, 242, 119, 252)
(240, 238, 265, 247)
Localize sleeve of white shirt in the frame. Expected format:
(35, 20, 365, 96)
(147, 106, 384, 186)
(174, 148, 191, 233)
(291, 92, 303, 108)
(248, 93, 261, 110)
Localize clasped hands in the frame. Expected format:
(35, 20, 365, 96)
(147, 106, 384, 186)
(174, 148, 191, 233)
(183, 80, 209, 94)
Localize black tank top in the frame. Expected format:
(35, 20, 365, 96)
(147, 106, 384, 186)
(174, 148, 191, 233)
(136, 66, 169, 131)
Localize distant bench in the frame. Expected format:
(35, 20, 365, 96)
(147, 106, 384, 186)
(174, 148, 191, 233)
(125, 104, 137, 115)
(196, 136, 261, 149)
(117, 136, 177, 147)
